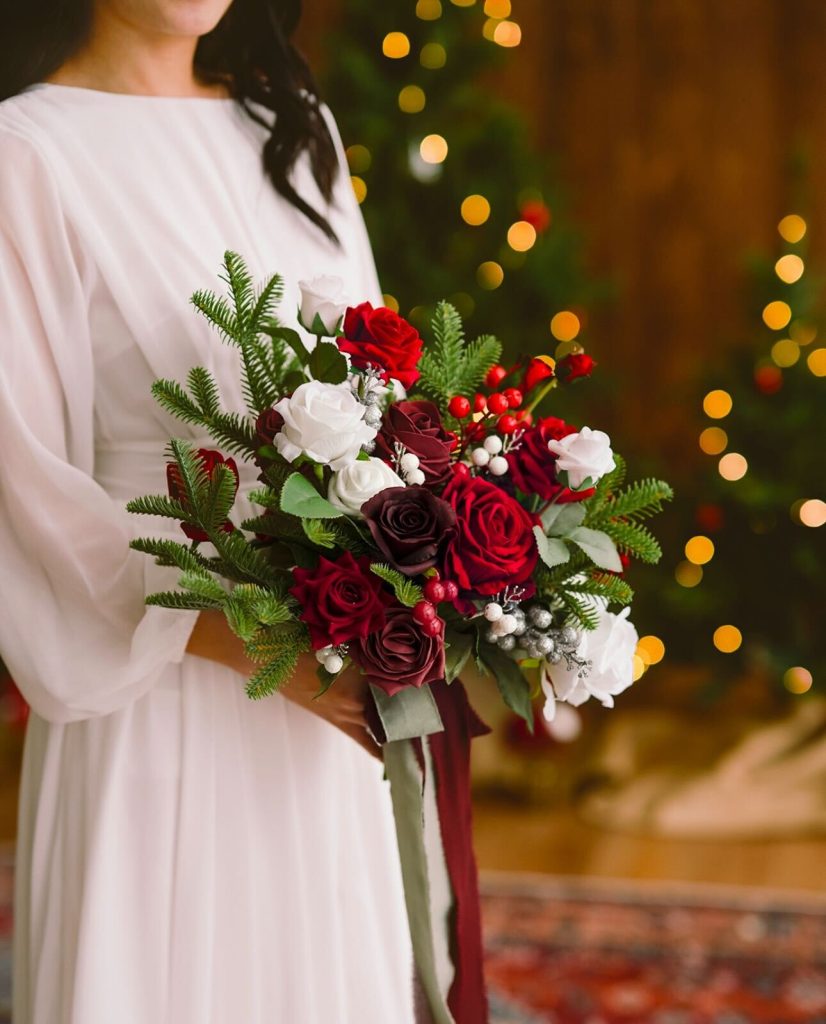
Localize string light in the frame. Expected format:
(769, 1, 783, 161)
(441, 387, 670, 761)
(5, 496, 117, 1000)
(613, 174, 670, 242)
(350, 176, 367, 204)
(345, 144, 371, 173)
(398, 85, 426, 113)
(799, 499, 826, 528)
(675, 561, 703, 587)
(784, 667, 813, 694)
(762, 300, 792, 330)
(507, 220, 537, 251)
(382, 31, 411, 59)
(477, 261, 504, 289)
(703, 389, 732, 419)
(718, 452, 748, 481)
(420, 42, 447, 68)
(778, 214, 807, 243)
(807, 348, 826, 376)
(419, 134, 448, 163)
(637, 636, 666, 665)
(416, 0, 442, 18)
(550, 311, 581, 342)
(461, 194, 491, 225)
(775, 254, 804, 283)
(770, 338, 800, 367)
(684, 535, 715, 565)
(713, 625, 742, 653)
(699, 427, 728, 455)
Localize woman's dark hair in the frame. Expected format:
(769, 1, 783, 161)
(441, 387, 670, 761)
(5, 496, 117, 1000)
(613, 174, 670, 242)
(1, 0, 341, 245)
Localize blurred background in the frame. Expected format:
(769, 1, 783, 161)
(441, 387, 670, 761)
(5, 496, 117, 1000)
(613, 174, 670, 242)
(1, 1, 824, 1021)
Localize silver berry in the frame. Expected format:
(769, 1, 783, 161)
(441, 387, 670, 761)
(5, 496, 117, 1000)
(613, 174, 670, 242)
(560, 626, 579, 647)
(529, 606, 553, 629)
(484, 628, 500, 644)
(498, 635, 516, 652)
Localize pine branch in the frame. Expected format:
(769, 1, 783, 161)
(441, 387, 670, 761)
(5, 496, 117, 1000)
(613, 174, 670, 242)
(126, 494, 191, 521)
(556, 590, 600, 631)
(203, 463, 239, 531)
(207, 529, 286, 588)
(602, 520, 663, 564)
(151, 379, 203, 424)
(566, 572, 634, 607)
(589, 478, 674, 525)
(187, 366, 221, 418)
(167, 439, 210, 511)
(190, 290, 238, 343)
(222, 250, 257, 338)
(243, 622, 310, 699)
(369, 563, 423, 607)
(145, 590, 222, 611)
(129, 537, 212, 572)
(178, 571, 227, 603)
(231, 584, 294, 625)
(245, 649, 301, 700)
(249, 274, 284, 336)
(417, 301, 502, 403)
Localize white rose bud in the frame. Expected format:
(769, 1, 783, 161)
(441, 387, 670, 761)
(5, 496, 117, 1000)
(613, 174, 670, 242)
(328, 457, 405, 517)
(298, 275, 349, 336)
(546, 426, 616, 490)
(274, 381, 377, 471)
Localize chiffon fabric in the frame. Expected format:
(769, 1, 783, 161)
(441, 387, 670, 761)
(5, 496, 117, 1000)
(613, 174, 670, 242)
(0, 84, 415, 1023)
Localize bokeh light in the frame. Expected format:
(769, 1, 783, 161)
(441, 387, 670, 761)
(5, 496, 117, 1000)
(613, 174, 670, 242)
(699, 427, 728, 455)
(484, 0, 511, 14)
(775, 254, 804, 283)
(461, 194, 491, 225)
(713, 625, 742, 653)
(507, 220, 537, 251)
(420, 134, 448, 163)
(477, 261, 504, 289)
(718, 453, 748, 481)
(684, 535, 715, 565)
(450, 0, 476, 6)
(790, 321, 817, 345)
(799, 499, 826, 528)
(703, 389, 732, 419)
(637, 635, 666, 666)
(632, 655, 647, 682)
(550, 311, 581, 342)
(762, 301, 792, 331)
(382, 31, 411, 59)
(675, 561, 703, 588)
(784, 666, 813, 694)
(778, 214, 807, 243)
(345, 144, 371, 173)
(398, 85, 426, 113)
(350, 176, 367, 204)
(770, 338, 800, 367)
(493, 20, 522, 46)
(807, 348, 826, 376)
(416, 0, 442, 19)
(420, 42, 447, 68)
(382, 293, 399, 313)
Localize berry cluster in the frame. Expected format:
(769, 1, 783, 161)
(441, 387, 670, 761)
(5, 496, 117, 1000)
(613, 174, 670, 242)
(413, 575, 459, 636)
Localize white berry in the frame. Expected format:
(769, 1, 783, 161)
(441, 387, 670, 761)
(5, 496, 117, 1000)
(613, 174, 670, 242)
(483, 435, 503, 455)
(324, 653, 344, 674)
(471, 447, 490, 467)
(407, 468, 426, 486)
(315, 646, 333, 663)
(400, 452, 420, 473)
(484, 602, 503, 622)
(499, 614, 518, 635)
(488, 455, 508, 476)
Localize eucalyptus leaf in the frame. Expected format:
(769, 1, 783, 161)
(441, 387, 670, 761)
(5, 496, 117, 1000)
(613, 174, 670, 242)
(568, 526, 623, 572)
(533, 525, 570, 568)
(541, 501, 587, 536)
(444, 631, 473, 684)
(280, 472, 343, 519)
(478, 646, 534, 730)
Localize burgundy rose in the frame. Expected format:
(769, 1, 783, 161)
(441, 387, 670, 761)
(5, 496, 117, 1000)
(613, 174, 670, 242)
(166, 448, 239, 542)
(289, 551, 393, 650)
(338, 302, 423, 389)
(556, 352, 596, 382)
(506, 416, 591, 503)
(362, 485, 456, 576)
(353, 605, 445, 696)
(254, 406, 284, 449)
(375, 400, 454, 487)
(441, 474, 538, 597)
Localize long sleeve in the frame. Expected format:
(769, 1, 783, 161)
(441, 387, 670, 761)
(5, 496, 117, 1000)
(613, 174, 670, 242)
(0, 126, 197, 724)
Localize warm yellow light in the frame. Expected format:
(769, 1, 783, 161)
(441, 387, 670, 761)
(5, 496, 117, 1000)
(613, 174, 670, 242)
(398, 85, 426, 113)
(345, 144, 371, 173)
(632, 655, 647, 682)
(420, 134, 448, 163)
(778, 214, 807, 243)
(493, 20, 522, 46)
(684, 535, 715, 565)
(719, 452, 748, 481)
(350, 176, 367, 204)
(807, 348, 826, 376)
(775, 254, 804, 284)
(382, 31, 411, 59)
(784, 666, 813, 695)
(790, 321, 817, 345)
(451, 0, 476, 6)
(637, 635, 666, 666)
(703, 389, 732, 419)
(382, 293, 399, 313)
(416, 0, 442, 19)
(675, 561, 703, 588)
(507, 220, 537, 252)
(420, 42, 447, 68)
(699, 426, 728, 455)
(550, 311, 581, 342)
(799, 499, 826, 528)
(770, 338, 799, 367)
(484, 0, 511, 14)
(461, 194, 491, 226)
(713, 625, 742, 653)
(477, 260, 504, 289)
(762, 300, 792, 331)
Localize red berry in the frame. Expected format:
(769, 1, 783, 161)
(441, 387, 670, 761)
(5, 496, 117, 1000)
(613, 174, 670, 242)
(452, 462, 471, 478)
(485, 365, 507, 388)
(448, 395, 471, 418)
(423, 579, 446, 603)
(423, 617, 443, 637)
(487, 393, 509, 415)
(413, 600, 437, 624)
(498, 414, 518, 435)
(442, 580, 459, 601)
(503, 387, 523, 409)
(515, 409, 533, 427)
(473, 393, 487, 414)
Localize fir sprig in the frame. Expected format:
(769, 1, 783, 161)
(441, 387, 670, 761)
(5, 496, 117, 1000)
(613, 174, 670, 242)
(418, 301, 502, 403)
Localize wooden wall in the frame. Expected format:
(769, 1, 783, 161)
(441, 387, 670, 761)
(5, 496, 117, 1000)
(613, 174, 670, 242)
(297, 1, 826, 457)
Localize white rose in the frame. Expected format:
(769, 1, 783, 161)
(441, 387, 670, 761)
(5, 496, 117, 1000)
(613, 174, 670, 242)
(540, 606, 638, 721)
(298, 275, 349, 336)
(328, 458, 404, 517)
(546, 426, 616, 489)
(273, 381, 376, 471)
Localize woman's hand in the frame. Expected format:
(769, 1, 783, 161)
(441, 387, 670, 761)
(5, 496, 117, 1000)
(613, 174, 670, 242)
(186, 611, 381, 760)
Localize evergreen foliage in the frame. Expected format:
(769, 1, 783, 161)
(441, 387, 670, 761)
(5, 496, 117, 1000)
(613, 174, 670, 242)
(417, 301, 501, 403)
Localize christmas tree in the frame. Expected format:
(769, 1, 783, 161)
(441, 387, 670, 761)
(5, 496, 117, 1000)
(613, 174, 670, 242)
(636, 213, 825, 699)
(320, 0, 602, 367)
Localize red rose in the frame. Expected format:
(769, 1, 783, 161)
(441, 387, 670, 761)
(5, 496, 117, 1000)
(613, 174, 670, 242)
(556, 353, 596, 382)
(506, 417, 590, 503)
(441, 474, 538, 597)
(522, 356, 555, 393)
(339, 303, 423, 389)
(353, 606, 445, 696)
(289, 551, 393, 650)
(166, 448, 239, 542)
(374, 400, 454, 487)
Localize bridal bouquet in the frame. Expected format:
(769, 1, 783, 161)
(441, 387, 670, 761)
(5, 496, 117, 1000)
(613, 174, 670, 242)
(128, 252, 671, 1022)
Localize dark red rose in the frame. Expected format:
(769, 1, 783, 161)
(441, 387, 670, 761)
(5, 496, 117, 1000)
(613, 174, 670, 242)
(556, 352, 596, 382)
(362, 486, 456, 576)
(441, 474, 538, 597)
(522, 356, 556, 393)
(375, 400, 454, 487)
(166, 448, 239, 542)
(254, 407, 284, 449)
(353, 605, 445, 696)
(289, 551, 393, 650)
(339, 302, 423, 389)
(506, 416, 592, 503)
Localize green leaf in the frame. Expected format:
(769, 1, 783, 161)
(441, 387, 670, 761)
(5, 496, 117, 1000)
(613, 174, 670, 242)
(444, 630, 473, 683)
(369, 563, 423, 607)
(315, 665, 338, 698)
(308, 341, 348, 384)
(567, 526, 623, 572)
(267, 325, 311, 365)
(280, 472, 344, 519)
(533, 525, 570, 568)
(542, 502, 587, 535)
(478, 646, 534, 729)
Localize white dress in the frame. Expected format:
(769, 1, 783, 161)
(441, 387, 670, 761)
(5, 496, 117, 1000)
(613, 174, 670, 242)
(0, 84, 415, 1024)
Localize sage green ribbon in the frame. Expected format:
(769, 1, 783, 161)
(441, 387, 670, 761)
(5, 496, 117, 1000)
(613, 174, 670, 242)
(370, 682, 445, 742)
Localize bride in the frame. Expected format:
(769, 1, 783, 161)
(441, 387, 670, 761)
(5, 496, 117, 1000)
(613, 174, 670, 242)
(0, 1, 416, 1020)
